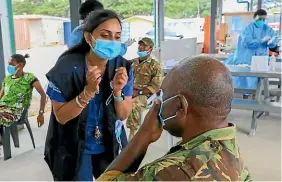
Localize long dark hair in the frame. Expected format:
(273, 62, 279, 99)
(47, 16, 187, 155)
(61, 9, 122, 58)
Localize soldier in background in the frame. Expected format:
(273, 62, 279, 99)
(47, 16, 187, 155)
(126, 37, 162, 140)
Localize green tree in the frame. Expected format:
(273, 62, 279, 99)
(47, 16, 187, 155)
(13, 0, 210, 19)
(101, 0, 210, 19)
(32, 0, 69, 17)
(13, 0, 37, 15)
(13, 0, 69, 17)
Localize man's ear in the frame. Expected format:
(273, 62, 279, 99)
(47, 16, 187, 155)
(148, 47, 153, 54)
(176, 94, 188, 119)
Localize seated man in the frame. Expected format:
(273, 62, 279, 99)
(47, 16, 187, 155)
(0, 54, 46, 130)
(97, 56, 251, 181)
(127, 37, 162, 140)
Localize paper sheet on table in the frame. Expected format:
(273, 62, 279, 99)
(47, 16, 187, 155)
(251, 56, 269, 71)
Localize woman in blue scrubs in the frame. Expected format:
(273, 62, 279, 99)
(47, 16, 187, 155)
(225, 9, 278, 98)
(44, 10, 134, 181)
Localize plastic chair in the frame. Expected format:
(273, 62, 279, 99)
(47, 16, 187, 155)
(1, 108, 35, 160)
(12, 108, 36, 149)
(1, 122, 18, 160)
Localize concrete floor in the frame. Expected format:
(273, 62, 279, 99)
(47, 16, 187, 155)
(0, 109, 280, 181)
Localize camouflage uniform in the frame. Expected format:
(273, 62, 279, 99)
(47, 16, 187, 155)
(127, 38, 162, 139)
(97, 123, 251, 181)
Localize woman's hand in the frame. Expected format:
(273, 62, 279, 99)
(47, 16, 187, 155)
(113, 67, 128, 92)
(86, 66, 102, 95)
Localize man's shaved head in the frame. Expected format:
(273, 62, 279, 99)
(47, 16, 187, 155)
(162, 56, 233, 126)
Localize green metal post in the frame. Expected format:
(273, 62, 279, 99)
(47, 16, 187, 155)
(153, 0, 157, 48)
(7, 0, 16, 54)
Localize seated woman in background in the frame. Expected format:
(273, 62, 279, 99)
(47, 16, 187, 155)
(44, 10, 134, 181)
(0, 54, 46, 129)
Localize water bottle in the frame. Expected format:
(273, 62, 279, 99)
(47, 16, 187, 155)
(226, 35, 232, 50)
(269, 53, 276, 71)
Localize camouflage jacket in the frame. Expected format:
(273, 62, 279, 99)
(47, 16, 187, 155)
(97, 123, 251, 181)
(131, 56, 162, 94)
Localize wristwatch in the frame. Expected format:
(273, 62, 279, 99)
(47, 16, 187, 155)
(39, 109, 44, 114)
(138, 90, 143, 95)
(113, 91, 125, 102)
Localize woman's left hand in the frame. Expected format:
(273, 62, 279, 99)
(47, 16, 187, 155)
(113, 67, 128, 92)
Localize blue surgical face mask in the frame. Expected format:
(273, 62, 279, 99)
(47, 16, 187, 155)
(119, 42, 128, 56)
(7, 65, 16, 75)
(255, 20, 264, 28)
(149, 89, 179, 126)
(90, 35, 121, 60)
(137, 51, 148, 58)
(115, 119, 123, 152)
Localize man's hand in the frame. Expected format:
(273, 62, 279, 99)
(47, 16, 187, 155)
(138, 100, 163, 143)
(37, 113, 44, 127)
(113, 67, 128, 93)
(103, 101, 161, 174)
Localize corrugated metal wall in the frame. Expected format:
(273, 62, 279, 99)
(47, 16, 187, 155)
(14, 19, 31, 50)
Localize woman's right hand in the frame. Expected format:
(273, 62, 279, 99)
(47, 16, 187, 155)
(86, 66, 102, 95)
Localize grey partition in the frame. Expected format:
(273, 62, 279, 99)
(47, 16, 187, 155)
(159, 37, 197, 64)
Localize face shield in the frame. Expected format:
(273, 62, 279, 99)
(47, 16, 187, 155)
(254, 15, 267, 28)
(255, 15, 267, 21)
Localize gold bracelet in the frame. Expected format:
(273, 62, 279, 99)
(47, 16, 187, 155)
(84, 86, 95, 99)
(83, 89, 92, 100)
(75, 96, 85, 108)
(78, 94, 89, 105)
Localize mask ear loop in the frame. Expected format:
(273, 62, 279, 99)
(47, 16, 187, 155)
(88, 34, 96, 48)
(105, 93, 113, 106)
(161, 95, 179, 123)
(158, 93, 179, 126)
(105, 81, 114, 106)
(12, 63, 20, 76)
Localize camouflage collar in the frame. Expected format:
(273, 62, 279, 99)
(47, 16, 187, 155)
(139, 56, 152, 63)
(181, 123, 236, 150)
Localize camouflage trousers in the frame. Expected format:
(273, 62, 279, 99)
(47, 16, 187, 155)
(126, 95, 147, 140)
(0, 106, 22, 127)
